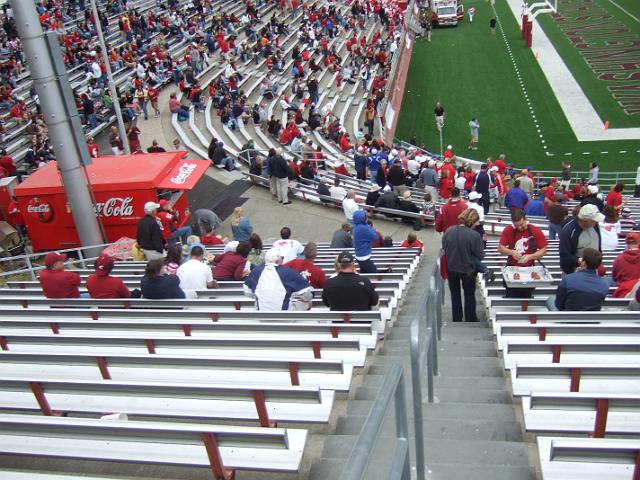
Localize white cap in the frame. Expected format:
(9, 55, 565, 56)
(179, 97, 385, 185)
(469, 191, 483, 200)
(587, 185, 599, 194)
(383, 185, 391, 192)
(390, 149, 398, 156)
(144, 201, 160, 213)
(224, 240, 239, 253)
(446, 145, 452, 150)
(489, 166, 499, 172)
(578, 204, 605, 223)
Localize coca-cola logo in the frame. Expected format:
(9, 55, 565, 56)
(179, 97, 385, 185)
(170, 163, 198, 184)
(95, 197, 134, 217)
(27, 197, 54, 223)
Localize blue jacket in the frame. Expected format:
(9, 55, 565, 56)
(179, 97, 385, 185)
(555, 269, 609, 311)
(352, 210, 378, 260)
(232, 218, 253, 242)
(524, 199, 545, 217)
(559, 218, 601, 274)
(504, 187, 529, 210)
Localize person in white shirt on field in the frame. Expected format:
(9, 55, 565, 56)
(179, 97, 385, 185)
(176, 245, 217, 297)
(272, 227, 305, 263)
(342, 190, 360, 224)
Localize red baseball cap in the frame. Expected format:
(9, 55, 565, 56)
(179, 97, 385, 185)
(626, 232, 640, 244)
(44, 252, 67, 268)
(159, 199, 170, 208)
(94, 254, 114, 276)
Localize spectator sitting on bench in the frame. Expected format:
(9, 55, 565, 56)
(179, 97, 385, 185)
(322, 251, 379, 311)
(547, 248, 610, 311)
(39, 252, 85, 299)
(612, 232, 640, 298)
(141, 259, 186, 300)
(86, 254, 131, 299)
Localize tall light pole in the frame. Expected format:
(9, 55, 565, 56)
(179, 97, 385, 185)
(90, 0, 130, 153)
(13, 0, 105, 250)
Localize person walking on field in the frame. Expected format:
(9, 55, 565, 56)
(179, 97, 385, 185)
(434, 102, 445, 131)
(490, 17, 497, 34)
(468, 117, 479, 150)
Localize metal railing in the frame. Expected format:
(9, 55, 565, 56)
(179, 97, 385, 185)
(339, 364, 411, 480)
(409, 261, 443, 480)
(0, 242, 116, 281)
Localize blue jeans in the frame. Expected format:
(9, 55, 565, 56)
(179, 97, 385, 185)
(548, 223, 562, 240)
(448, 271, 478, 322)
(168, 226, 193, 246)
(139, 100, 148, 120)
(218, 157, 236, 171)
(85, 113, 98, 129)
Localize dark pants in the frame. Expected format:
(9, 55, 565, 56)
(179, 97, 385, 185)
(357, 258, 378, 273)
(479, 193, 490, 214)
(448, 271, 478, 322)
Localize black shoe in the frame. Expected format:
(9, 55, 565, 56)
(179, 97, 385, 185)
(486, 270, 496, 282)
(283, 201, 292, 205)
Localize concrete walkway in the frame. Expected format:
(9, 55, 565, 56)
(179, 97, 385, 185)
(504, 0, 640, 142)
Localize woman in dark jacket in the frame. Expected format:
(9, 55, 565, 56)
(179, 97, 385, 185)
(140, 259, 186, 299)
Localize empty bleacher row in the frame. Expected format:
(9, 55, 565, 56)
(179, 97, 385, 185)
(0, 245, 420, 478)
(479, 238, 640, 479)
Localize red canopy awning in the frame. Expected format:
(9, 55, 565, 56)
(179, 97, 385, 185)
(157, 159, 210, 190)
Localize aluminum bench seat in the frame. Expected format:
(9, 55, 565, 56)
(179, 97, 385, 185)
(0, 351, 354, 391)
(0, 471, 138, 480)
(0, 377, 334, 425)
(486, 297, 630, 315)
(522, 392, 640, 436)
(512, 364, 640, 396)
(491, 311, 640, 335)
(502, 339, 640, 369)
(0, 333, 367, 367)
(537, 437, 640, 480)
(497, 323, 640, 350)
(0, 414, 307, 476)
(0, 318, 378, 349)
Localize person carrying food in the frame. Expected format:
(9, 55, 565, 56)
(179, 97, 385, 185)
(498, 209, 548, 297)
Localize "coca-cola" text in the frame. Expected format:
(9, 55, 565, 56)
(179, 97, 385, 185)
(170, 163, 198, 184)
(95, 197, 134, 217)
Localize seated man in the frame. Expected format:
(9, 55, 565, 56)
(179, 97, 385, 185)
(612, 232, 640, 297)
(322, 251, 379, 311)
(86, 254, 131, 299)
(39, 252, 84, 299)
(550, 248, 610, 311)
(177, 245, 218, 296)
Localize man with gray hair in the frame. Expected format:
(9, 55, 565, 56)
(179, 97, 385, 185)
(342, 190, 359, 223)
(136, 201, 165, 260)
(330, 223, 353, 248)
(419, 159, 440, 202)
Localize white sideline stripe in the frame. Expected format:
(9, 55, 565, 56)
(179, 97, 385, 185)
(505, 0, 640, 141)
(606, 0, 640, 24)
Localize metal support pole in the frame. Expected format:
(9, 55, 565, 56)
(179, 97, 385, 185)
(438, 125, 443, 160)
(13, 1, 104, 251)
(410, 318, 426, 480)
(90, 0, 130, 154)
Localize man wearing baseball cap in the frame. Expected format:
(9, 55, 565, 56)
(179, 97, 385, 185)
(86, 254, 131, 299)
(612, 232, 640, 297)
(136, 201, 164, 260)
(157, 200, 192, 246)
(559, 204, 604, 275)
(39, 252, 82, 299)
(322, 251, 379, 312)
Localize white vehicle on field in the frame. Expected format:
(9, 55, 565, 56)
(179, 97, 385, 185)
(430, 0, 464, 27)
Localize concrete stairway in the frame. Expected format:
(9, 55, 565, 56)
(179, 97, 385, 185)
(308, 259, 537, 479)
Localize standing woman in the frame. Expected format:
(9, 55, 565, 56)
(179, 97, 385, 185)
(635, 166, 640, 198)
(587, 161, 599, 185)
(442, 208, 484, 322)
(230, 207, 253, 242)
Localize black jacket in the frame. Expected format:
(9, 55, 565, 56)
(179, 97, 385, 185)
(442, 225, 485, 274)
(375, 191, 399, 210)
(137, 214, 164, 253)
(269, 154, 289, 179)
(322, 272, 378, 310)
(141, 274, 185, 299)
(387, 165, 405, 186)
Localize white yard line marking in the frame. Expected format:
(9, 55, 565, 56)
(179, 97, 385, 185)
(605, 0, 640, 24)
(505, 0, 640, 141)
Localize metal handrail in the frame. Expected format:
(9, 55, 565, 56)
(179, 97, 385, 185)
(339, 364, 411, 480)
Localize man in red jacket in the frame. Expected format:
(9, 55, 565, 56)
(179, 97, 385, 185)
(284, 242, 326, 289)
(39, 252, 83, 298)
(435, 187, 468, 234)
(612, 232, 640, 297)
(86, 254, 131, 299)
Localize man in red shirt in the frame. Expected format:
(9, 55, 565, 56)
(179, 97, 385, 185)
(39, 252, 83, 299)
(435, 187, 468, 234)
(284, 242, 326, 289)
(7, 196, 25, 237)
(606, 183, 624, 213)
(0, 149, 16, 176)
(157, 200, 192, 246)
(498, 210, 548, 297)
(86, 254, 131, 299)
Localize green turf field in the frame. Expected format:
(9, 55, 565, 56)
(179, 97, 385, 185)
(395, 0, 640, 171)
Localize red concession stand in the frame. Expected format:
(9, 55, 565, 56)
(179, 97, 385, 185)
(13, 152, 210, 252)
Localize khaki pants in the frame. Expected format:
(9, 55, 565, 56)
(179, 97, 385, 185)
(276, 177, 289, 203)
(424, 185, 439, 203)
(269, 176, 277, 197)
